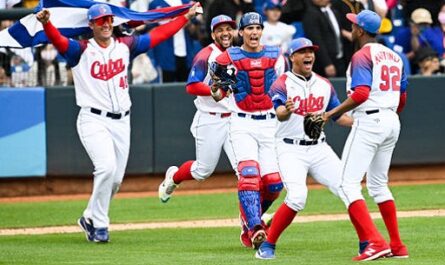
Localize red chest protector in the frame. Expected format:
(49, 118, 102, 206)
(227, 46, 280, 112)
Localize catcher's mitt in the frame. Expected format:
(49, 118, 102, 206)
(209, 62, 237, 91)
(304, 113, 325, 139)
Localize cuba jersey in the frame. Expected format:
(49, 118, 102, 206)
(187, 43, 230, 113)
(65, 35, 151, 113)
(346, 43, 408, 113)
(270, 71, 341, 140)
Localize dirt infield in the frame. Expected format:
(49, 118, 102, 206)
(1, 164, 445, 199)
(1, 209, 443, 236)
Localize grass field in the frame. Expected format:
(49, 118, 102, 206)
(0, 184, 444, 264)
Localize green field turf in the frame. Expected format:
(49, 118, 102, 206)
(0, 183, 444, 264)
(0, 217, 444, 265)
(0, 184, 444, 228)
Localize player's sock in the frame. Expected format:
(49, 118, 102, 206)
(348, 200, 385, 243)
(378, 200, 403, 246)
(349, 207, 367, 242)
(266, 203, 297, 244)
(172, 160, 194, 184)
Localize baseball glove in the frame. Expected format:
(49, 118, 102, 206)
(304, 113, 325, 139)
(209, 62, 237, 91)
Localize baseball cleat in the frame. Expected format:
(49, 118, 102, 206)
(159, 166, 179, 203)
(352, 242, 391, 261)
(93, 228, 110, 243)
(240, 223, 253, 248)
(387, 244, 409, 259)
(255, 241, 276, 260)
(251, 227, 267, 250)
(77, 216, 95, 242)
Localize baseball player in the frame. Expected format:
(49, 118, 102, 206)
(158, 15, 237, 200)
(322, 10, 408, 261)
(36, 3, 200, 243)
(255, 37, 353, 260)
(211, 12, 286, 249)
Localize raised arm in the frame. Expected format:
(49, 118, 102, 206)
(36, 9, 69, 54)
(148, 2, 200, 48)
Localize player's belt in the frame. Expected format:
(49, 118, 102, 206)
(209, 112, 232, 118)
(90, 108, 130, 120)
(365, 109, 379, 115)
(283, 137, 326, 146)
(237, 113, 276, 120)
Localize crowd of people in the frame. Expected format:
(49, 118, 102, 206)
(1, 0, 445, 88)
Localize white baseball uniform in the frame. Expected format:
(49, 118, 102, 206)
(216, 46, 286, 176)
(186, 43, 237, 180)
(270, 71, 343, 211)
(63, 35, 152, 228)
(337, 43, 408, 207)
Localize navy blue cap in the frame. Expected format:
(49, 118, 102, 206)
(346, 10, 382, 34)
(88, 4, 113, 21)
(287, 37, 319, 55)
(211, 15, 237, 31)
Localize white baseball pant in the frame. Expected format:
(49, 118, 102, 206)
(76, 108, 130, 228)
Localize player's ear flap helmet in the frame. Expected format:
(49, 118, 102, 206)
(239, 12, 264, 30)
(88, 4, 114, 21)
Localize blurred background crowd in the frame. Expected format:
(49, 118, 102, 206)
(1, 0, 445, 88)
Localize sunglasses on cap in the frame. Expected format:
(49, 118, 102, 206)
(93, 16, 114, 26)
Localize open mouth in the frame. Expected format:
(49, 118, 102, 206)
(303, 59, 313, 66)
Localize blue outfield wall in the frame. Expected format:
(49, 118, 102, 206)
(0, 88, 46, 177)
(1, 75, 445, 177)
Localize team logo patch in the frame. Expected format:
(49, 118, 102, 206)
(250, 60, 262, 68)
(90, 58, 126, 81)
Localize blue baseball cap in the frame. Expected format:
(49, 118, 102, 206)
(264, 0, 283, 10)
(210, 15, 237, 32)
(346, 10, 381, 34)
(88, 4, 113, 21)
(287, 37, 319, 55)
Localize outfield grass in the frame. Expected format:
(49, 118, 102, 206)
(0, 184, 444, 264)
(0, 217, 444, 265)
(0, 184, 444, 228)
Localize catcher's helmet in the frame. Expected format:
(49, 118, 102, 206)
(88, 4, 113, 21)
(239, 12, 264, 30)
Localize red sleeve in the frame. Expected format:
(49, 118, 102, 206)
(397, 92, 407, 113)
(149, 16, 188, 48)
(350, 85, 370, 104)
(43, 21, 69, 54)
(186, 82, 211, 96)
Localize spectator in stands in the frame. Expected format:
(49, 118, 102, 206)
(260, 0, 296, 52)
(431, 2, 445, 67)
(149, 0, 196, 82)
(303, 0, 346, 77)
(0, 66, 9, 87)
(401, 0, 442, 26)
(410, 8, 443, 58)
(414, 47, 441, 76)
(377, 17, 411, 75)
(331, 0, 364, 66)
(10, 50, 36, 87)
(36, 44, 61, 86)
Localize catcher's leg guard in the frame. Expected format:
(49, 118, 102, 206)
(237, 160, 262, 231)
(260, 172, 283, 214)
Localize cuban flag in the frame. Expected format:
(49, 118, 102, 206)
(0, 0, 193, 48)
